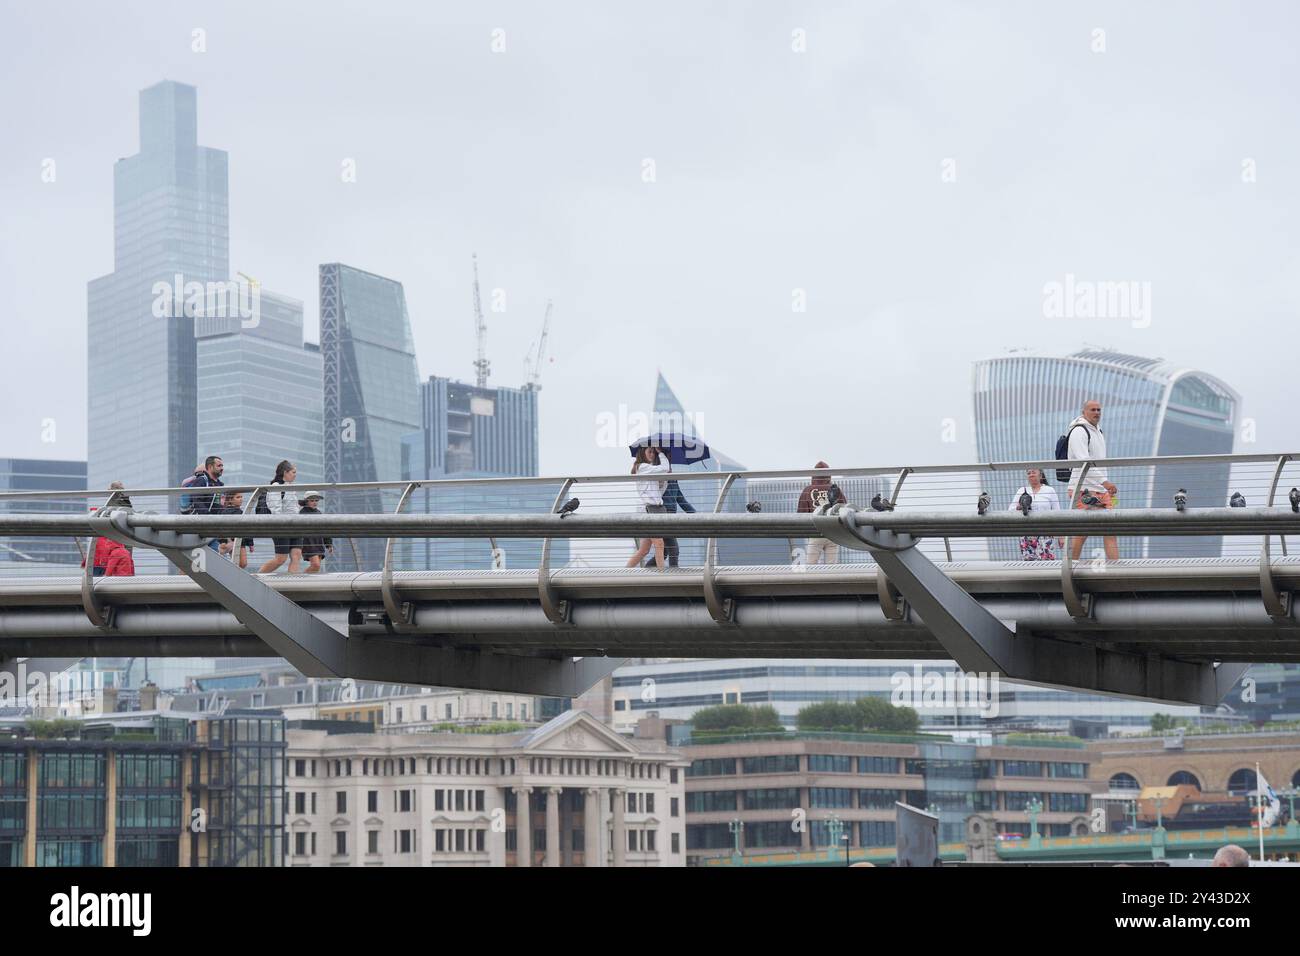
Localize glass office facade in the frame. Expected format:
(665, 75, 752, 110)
(320, 264, 422, 570)
(398, 376, 563, 570)
(87, 81, 229, 495)
(196, 292, 323, 490)
(190, 713, 285, 867)
(0, 458, 87, 569)
(0, 714, 284, 867)
(971, 349, 1238, 560)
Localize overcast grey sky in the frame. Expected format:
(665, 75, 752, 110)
(1, 0, 1297, 477)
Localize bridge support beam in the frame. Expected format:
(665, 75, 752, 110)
(90, 509, 623, 696)
(814, 507, 1248, 706)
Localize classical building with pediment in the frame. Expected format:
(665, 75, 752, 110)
(285, 709, 687, 866)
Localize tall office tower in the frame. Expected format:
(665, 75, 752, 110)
(400, 376, 565, 570)
(0, 458, 88, 570)
(320, 264, 422, 570)
(87, 81, 229, 493)
(972, 350, 1239, 559)
(196, 292, 323, 489)
(648, 373, 775, 566)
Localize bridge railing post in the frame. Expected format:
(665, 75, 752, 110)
(876, 469, 912, 620)
(1061, 461, 1094, 620)
(1260, 455, 1293, 620)
(539, 478, 575, 625)
(704, 473, 738, 624)
(381, 482, 419, 630)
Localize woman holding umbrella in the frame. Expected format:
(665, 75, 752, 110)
(626, 445, 671, 569)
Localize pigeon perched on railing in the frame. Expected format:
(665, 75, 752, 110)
(1018, 490, 1033, 515)
(1080, 491, 1103, 508)
(870, 494, 894, 513)
(1173, 488, 1187, 512)
(557, 497, 580, 518)
(1229, 492, 1246, 508)
(977, 492, 991, 516)
(1290, 488, 1300, 514)
(746, 501, 762, 513)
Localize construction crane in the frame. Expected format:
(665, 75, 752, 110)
(471, 253, 489, 387)
(524, 299, 553, 391)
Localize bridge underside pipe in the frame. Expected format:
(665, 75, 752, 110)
(0, 594, 1291, 637)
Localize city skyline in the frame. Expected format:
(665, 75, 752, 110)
(4, 3, 1299, 481)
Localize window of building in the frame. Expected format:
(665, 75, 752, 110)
(742, 788, 801, 811)
(445, 703, 453, 719)
(310, 793, 316, 814)
(686, 791, 737, 813)
(810, 787, 852, 809)
(399, 790, 413, 813)
(809, 754, 854, 774)
(435, 830, 446, 852)
(294, 832, 306, 855)
(335, 832, 346, 856)
(1002, 761, 1044, 778)
(670, 797, 679, 818)
(686, 758, 737, 778)
(368, 830, 379, 854)
(741, 755, 800, 775)
(671, 832, 681, 854)
(294, 792, 306, 814)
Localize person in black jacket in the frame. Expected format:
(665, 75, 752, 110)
(297, 491, 332, 573)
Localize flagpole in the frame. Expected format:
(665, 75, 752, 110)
(1257, 761, 1265, 863)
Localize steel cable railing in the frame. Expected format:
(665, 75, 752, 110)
(0, 453, 1296, 579)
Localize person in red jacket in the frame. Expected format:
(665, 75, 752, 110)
(102, 540, 135, 577)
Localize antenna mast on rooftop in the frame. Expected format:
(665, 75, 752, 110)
(472, 253, 489, 387)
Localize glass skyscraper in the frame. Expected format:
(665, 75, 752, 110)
(400, 376, 564, 570)
(196, 291, 323, 489)
(972, 349, 1239, 559)
(87, 81, 229, 493)
(0, 458, 88, 571)
(320, 264, 422, 570)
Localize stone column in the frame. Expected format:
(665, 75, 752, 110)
(513, 787, 532, 867)
(22, 744, 37, 867)
(800, 787, 811, 851)
(612, 787, 627, 867)
(546, 787, 562, 867)
(180, 751, 193, 866)
(103, 748, 116, 867)
(585, 787, 603, 866)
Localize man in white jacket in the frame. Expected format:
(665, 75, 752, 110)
(1065, 399, 1119, 561)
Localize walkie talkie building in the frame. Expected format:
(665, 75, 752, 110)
(972, 350, 1239, 559)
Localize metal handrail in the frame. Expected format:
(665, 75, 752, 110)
(2, 507, 1299, 539)
(1, 451, 1293, 501)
